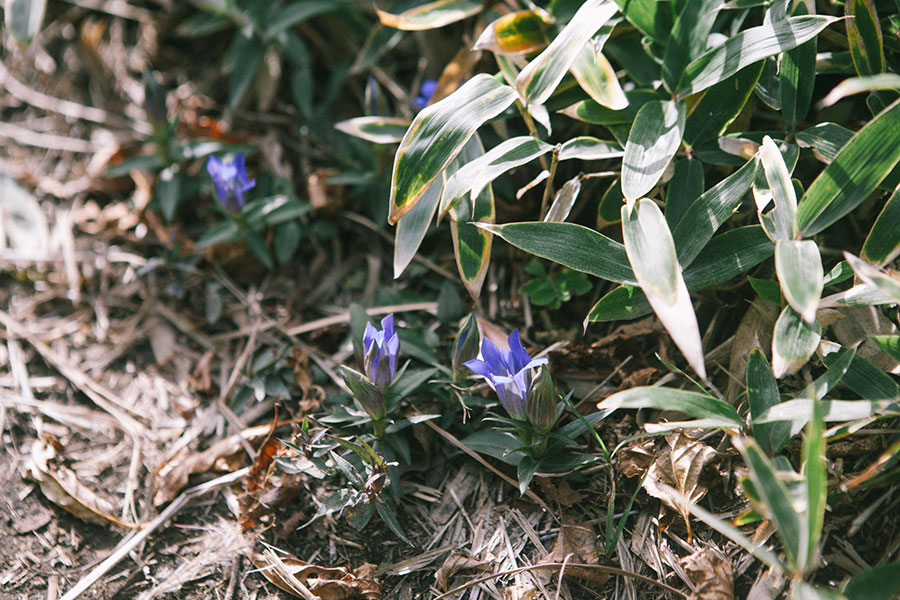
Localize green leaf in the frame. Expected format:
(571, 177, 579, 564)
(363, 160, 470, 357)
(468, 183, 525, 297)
(665, 158, 704, 229)
(479, 222, 636, 284)
(334, 117, 411, 144)
(622, 199, 705, 379)
(735, 438, 803, 571)
(775, 240, 824, 324)
(461, 430, 523, 465)
(750, 277, 783, 305)
(610, 0, 672, 42)
(779, 1, 817, 125)
(672, 156, 758, 267)
(559, 89, 660, 125)
(517, 455, 539, 494)
(755, 399, 900, 430)
(846, 0, 884, 77)
(452, 150, 495, 298)
(274, 221, 302, 264)
(588, 226, 774, 322)
(225, 34, 267, 110)
(871, 335, 900, 361)
(570, 45, 628, 109)
(155, 165, 182, 223)
(239, 229, 274, 270)
(5, 0, 46, 45)
(622, 100, 686, 201)
(389, 74, 517, 224)
(796, 98, 900, 236)
(439, 136, 553, 217)
(266, 1, 340, 36)
(795, 122, 854, 163)
(677, 16, 839, 98)
(196, 220, 240, 248)
(747, 349, 792, 455)
(597, 387, 742, 428)
(473, 9, 551, 55)
(862, 183, 900, 263)
(844, 563, 900, 600)
(821, 346, 900, 401)
(683, 62, 764, 146)
(772, 306, 821, 378)
(756, 136, 798, 242)
(375, 498, 412, 545)
(662, 0, 721, 94)
(558, 136, 623, 161)
(394, 177, 443, 278)
(516, 0, 618, 107)
(801, 394, 826, 573)
(376, 0, 482, 30)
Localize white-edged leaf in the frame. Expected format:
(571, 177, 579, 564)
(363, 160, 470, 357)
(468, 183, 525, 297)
(622, 198, 706, 379)
(570, 44, 628, 109)
(376, 0, 482, 30)
(677, 15, 839, 97)
(757, 136, 797, 242)
(5, 0, 47, 45)
(597, 387, 742, 427)
(776, 240, 824, 324)
(543, 177, 581, 222)
(622, 100, 686, 201)
(819, 74, 900, 108)
(516, 0, 618, 106)
(439, 136, 553, 217)
(772, 306, 821, 378)
(844, 252, 900, 303)
(389, 74, 517, 224)
(334, 116, 411, 144)
(558, 136, 623, 161)
(394, 176, 443, 278)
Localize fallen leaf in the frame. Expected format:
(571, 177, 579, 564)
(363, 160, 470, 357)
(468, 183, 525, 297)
(27, 439, 136, 528)
(146, 315, 178, 366)
(642, 433, 719, 541)
(434, 552, 493, 591)
(252, 549, 380, 599)
(544, 515, 607, 585)
(617, 437, 655, 478)
(726, 299, 778, 402)
(832, 305, 900, 374)
(504, 582, 538, 600)
(188, 349, 216, 394)
(681, 547, 734, 600)
(536, 477, 585, 506)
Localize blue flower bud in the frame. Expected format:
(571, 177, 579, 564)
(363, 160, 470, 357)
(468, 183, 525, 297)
(363, 314, 399, 390)
(206, 153, 256, 213)
(526, 366, 557, 434)
(338, 365, 386, 421)
(143, 69, 168, 134)
(412, 79, 438, 109)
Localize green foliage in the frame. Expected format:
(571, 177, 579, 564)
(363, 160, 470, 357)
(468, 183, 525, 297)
(518, 260, 591, 309)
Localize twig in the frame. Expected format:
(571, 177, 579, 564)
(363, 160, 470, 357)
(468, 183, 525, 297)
(58, 467, 250, 600)
(282, 302, 439, 336)
(433, 562, 687, 599)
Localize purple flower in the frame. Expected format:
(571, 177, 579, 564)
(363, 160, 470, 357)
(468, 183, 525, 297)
(363, 315, 400, 390)
(206, 153, 256, 213)
(465, 330, 547, 420)
(412, 79, 438, 109)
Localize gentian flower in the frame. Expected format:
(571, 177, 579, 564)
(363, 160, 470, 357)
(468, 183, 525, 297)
(363, 315, 400, 390)
(338, 365, 386, 421)
(465, 330, 547, 420)
(206, 153, 256, 213)
(412, 79, 438, 109)
(143, 69, 168, 134)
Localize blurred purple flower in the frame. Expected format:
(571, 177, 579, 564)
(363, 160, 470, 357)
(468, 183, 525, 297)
(363, 314, 400, 390)
(465, 330, 547, 420)
(206, 153, 255, 213)
(412, 79, 438, 109)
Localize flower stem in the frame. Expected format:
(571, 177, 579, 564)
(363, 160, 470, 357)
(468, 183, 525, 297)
(372, 419, 386, 438)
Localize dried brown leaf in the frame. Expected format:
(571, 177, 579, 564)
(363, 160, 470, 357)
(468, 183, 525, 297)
(504, 582, 538, 600)
(544, 515, 607, 585)
(681, 547, 734, 600)
(434, 552, 493, 591)
(642, 433, 719, 541)
(252, 550, 380, 599)
(832, 305, 900, 374)
(726, 299, 778, 402)
(536, 477, 585, 506)
(27, 439, 136, 528)
(617, 438, 655, 478)
(188, 349, 216, 394)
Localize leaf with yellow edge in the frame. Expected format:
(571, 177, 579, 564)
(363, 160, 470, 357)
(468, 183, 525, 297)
(376, 0, 481, 31)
